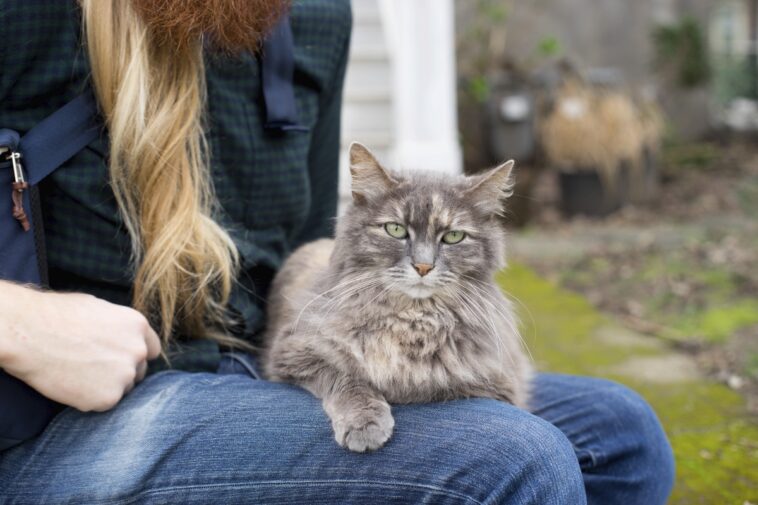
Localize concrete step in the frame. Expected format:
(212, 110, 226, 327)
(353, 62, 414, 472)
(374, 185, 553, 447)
(350, 23, 386, 53)
(341, 131, 393, 149)
(348, 46, 389, 61)
(342, 101, 393, 134)
(344, 58, 391, 95)
(351, 0, 382, 24)
(344, 89, 391, 102)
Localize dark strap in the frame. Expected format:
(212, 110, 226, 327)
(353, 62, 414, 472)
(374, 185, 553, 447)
(262, 15, 307, 132)
(0, 93, 100, 185)
(0, 92, 100, 286)
(0, 130, 20, 153)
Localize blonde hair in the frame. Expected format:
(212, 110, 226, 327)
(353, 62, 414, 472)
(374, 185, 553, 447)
(81, 0, 241, 345)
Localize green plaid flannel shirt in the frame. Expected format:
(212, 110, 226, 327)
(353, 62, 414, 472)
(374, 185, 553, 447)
(0, 0, 351, 372)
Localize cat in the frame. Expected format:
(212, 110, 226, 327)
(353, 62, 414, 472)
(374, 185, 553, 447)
(262, 142, 532, 453)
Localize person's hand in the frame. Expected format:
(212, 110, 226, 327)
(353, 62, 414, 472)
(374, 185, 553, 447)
(0, 282, 161, 412)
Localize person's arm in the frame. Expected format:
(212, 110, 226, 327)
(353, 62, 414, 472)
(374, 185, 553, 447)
(294, 3, 352, 245)
(0, 2, 161, 411)
(0, 281, 161, 412)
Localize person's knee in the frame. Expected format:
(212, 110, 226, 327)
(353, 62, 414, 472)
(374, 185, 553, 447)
(437, 400, 586, 504)
(500, 409, 586, 504)
(590, 380, 676, 503)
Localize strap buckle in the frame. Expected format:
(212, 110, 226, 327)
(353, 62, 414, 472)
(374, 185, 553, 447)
(0, 147, 25, 183)
(1, 146, 30, 231)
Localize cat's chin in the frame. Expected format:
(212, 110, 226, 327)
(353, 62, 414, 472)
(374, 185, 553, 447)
(397, 284, 438, 300)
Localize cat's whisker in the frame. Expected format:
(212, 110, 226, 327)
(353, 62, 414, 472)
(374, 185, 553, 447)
(454, 280, 534, 364)
(453, 280, 520, 337)
(461, 273, 537, 343)
(447, 280, 516, 354)
(442, 282, 513, 367)
(316, 281, 383, 323)
(290, 273, 375, 336)
(315, 280, 385, 332)
(458, 278, 526, 349)
(357, 280, 400, 314)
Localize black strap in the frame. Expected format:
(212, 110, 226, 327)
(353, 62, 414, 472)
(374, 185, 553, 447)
(0, 92, 100, 184)
(262, 15, 308, 132)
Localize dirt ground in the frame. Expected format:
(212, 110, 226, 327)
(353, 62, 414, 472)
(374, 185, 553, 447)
(510, 138, 758, 414)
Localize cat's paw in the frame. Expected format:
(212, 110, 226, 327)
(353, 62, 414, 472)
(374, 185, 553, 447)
(332, 402, 394, 452)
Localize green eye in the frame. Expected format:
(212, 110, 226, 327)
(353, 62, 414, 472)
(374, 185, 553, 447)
(442, 230, 466, 244)
(384, 223, 408, 239)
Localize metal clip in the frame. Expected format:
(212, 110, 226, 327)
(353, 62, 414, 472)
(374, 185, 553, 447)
(1, 148, 25, 183)
(2, 147, 31, 231)
(9, 151, 25, 184)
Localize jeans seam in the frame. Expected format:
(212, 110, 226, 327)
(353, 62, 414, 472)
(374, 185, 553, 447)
(102, 479, 485, 505)
(575, 447, 599, 469)
(221, 352, 261, 379)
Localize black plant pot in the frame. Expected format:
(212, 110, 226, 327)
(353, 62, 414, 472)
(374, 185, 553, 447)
(629, 147, 659, 204)
(617, 161, 632, 208)
(559, 169, 621, 218)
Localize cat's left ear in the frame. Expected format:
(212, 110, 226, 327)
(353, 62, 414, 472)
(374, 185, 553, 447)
(464, 160, 515, 215)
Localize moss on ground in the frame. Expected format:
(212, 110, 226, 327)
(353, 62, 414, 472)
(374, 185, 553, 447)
(674, 301, 758, 343)
(555, 229, 758, 347)
(497, 263, 758, 504)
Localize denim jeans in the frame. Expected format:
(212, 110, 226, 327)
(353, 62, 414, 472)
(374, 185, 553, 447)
(0, 354, 675, 504)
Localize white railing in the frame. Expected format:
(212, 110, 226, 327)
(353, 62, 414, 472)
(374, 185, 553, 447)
(379, 0, 462, 175)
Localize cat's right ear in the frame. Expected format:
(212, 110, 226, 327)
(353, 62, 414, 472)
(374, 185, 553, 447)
(349, 142, 397, 205)
(464, 160, 515, 215)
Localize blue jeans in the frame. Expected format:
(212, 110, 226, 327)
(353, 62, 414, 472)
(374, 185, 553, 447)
(0, 354, 674, 504)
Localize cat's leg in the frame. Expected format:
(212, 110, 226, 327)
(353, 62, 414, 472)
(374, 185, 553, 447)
(265, 332, 394, 452)
(311, 372, 394, 453)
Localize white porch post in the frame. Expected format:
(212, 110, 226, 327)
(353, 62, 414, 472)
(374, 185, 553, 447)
(380, 0, 462, 174)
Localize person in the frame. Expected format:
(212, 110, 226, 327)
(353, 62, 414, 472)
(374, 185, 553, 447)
(0, 1, 675, 503)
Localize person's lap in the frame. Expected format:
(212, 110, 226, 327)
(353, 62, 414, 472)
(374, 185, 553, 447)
(0, 357, 674, 505)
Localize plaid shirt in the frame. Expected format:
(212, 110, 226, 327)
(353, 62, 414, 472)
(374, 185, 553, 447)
(0, 0, 351, 372)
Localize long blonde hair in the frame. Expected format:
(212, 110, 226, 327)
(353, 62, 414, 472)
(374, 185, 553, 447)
(81, 0, 240, 345)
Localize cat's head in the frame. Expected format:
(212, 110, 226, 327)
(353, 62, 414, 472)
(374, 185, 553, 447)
(332, 143, 514, 300)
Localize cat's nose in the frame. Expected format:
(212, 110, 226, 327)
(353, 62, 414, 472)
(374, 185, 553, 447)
(413, 263, 434, 277)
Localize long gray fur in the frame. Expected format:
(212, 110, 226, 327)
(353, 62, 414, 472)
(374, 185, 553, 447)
(262, 143, 532, 452)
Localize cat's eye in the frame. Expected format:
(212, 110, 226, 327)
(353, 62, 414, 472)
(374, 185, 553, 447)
(442, 230, 466, 244)
(384, 223, 408, 239)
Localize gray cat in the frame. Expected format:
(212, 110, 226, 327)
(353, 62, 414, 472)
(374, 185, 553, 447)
(262, 143, 532, 452)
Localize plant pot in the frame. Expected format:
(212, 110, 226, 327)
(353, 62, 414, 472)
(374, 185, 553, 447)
(629, 147, 659, 204)
(617, 161, 632, 208)
(558, 169, 621, 217)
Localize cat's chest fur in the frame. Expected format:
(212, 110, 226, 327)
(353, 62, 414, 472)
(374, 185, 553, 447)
(337, 295, 483, 403)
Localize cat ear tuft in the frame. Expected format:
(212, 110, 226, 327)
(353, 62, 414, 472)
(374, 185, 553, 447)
(465, 160, 515, 215)
(349, 142, 397, 204)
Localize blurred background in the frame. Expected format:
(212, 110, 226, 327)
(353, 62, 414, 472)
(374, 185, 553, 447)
(340, 0, 758, 502)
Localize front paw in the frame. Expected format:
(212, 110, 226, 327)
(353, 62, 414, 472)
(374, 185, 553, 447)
(332, 401, 394, 452)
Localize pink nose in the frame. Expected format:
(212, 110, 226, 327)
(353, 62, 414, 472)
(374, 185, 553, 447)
(413, 263, 434, 277)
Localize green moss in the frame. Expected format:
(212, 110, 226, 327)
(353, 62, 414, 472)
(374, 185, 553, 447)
(662, 142, 719, 172)
(674, 301, 758, 343)
(497, 263, 758, 504)
(695, 269, 738, 302)
(737, 176, 758, 214)
(746, 353, 758, 380)
(499, 264, 657, 373)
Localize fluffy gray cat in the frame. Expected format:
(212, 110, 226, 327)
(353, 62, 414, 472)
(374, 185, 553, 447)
(262, 143, 532, 452)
